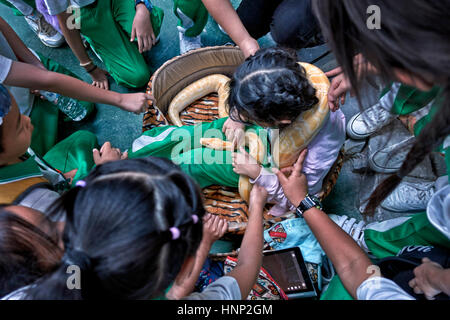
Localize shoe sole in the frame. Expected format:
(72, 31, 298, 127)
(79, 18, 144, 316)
(39, 39, 65, 48)
(368, 152, 401, 173)
(346, 113, 373, 140)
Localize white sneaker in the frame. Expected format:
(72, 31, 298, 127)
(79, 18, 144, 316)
(24, 12, 65, 48)
(347, 103, 396, 140)
(329, 214, 369, 252)
(178, 26, 202, 54)
(380, 179, 435, 212)
(368, 136, 415, 173)
(176, 8, 202, 54)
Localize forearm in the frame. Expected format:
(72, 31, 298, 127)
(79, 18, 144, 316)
(201, 0, 253, 48)
(57, 13, 91, 64)
(5, 61, 123, 107)
(303, 207, 373, 298)
(0, 17, 42, 67)
(228, 202, 264, 298)
(169, 240, 213, 299)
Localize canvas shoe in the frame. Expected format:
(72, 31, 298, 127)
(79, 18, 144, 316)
(178, 26, 202, 54)
(329, 214, 369, 252)
(368, 136, 415, 173)
(380, 179, 435, 213)
(176, 8, 202, 54)
(347, 103, 396, 140)
(24, 12, 65, 48)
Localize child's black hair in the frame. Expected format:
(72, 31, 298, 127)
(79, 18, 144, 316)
(227, 47, 319, 127)
(26, 157, 205, 300)
(313, 0, 450, 215)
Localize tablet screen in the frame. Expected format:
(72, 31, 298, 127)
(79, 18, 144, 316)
(262, 248, 315, 295)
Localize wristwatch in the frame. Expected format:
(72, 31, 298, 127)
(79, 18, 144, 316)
(296, 194, 323, 218)
(135, 0, 153, 13)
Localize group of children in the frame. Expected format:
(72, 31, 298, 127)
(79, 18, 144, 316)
(0, 0, 449, 301)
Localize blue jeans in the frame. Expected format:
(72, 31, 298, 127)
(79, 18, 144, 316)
(237, 0, 324, 49)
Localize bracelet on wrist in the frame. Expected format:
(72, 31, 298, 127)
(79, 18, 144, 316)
(86, 65, 98, 74)
(135, 0, 153, 13)
(295, 194, 323, 218)
(80, 60, 93, 68)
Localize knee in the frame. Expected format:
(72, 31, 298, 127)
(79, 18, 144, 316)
(270, 1, 319, 48)
(116, 66, 151, 89)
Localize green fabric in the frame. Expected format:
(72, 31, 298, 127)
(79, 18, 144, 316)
(129, 118, 269, 188)
(0, 0, 35, 16)
(79, 0, 164, 88)
(389, 85, 441, 116)
(43, 130, 99, 185)
(129, 118, 239, 188)
(29, 52, 95, 156)
(364, 212, 450, 259)
(30, 96, 59, 157)
(321, 212, 450, 300)
(0, 156, 43, 184)
(173, 0, 208, 37)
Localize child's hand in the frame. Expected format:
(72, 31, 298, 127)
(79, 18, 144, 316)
(201, 214, 228, 246)
(232, 147, 261, 180)
(409, 258, 447, 300)
(63, 169, 78, 185)
(223, 118, 245, 149)
(272, 149, 309, 207)
(93, 142, 128, 165)
(120, 93, 155, 114)
(132, 3, 157, 53)
(90, 67, 110, 90)
(249, 184, 268, 209)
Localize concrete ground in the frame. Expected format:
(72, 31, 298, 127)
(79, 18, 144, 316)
(1, 0, 397, 228)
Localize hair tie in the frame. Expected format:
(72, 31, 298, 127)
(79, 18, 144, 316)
(169, 227, 181, 240)
(75, 180, 87, 188)
(62, 248, 91, 270)
(192, 214, 199, 224)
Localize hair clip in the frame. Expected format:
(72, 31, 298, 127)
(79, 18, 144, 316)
(75, 180, 87, 188)
(192, 214, 199, 224)
(169, 227, 181, 240)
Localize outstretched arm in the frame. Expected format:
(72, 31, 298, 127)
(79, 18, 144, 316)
(4, 61, 152, 114)
(201, 0, 259, 58)
(0, 17, 44, 68)
(56, 12, 109, 90)
(273, 149, 374, 298)
(167, 214, 228, 299)
(226, 184, 267, 299)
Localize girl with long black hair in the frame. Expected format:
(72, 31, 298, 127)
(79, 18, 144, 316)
(2, 157, 267, 300)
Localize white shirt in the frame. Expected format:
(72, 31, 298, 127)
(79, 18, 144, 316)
(44, 0, 96, 15)
(357, 277, 415, 300)
(0, 31, 34, 116)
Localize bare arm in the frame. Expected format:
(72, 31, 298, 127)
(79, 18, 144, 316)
(201, 0, 259, 57)
(4, 61, 152, 113)
(167, 214, 228, 299)
(56, 12, 109, 90)
(227, 185, 267, 299)
(0, 17, 44, 68)
(273, 150, 374, 299)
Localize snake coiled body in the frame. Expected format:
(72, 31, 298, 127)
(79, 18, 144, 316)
(168, 64, 329, 202)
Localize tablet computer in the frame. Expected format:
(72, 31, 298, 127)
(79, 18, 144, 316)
(262, 247, 317, 299)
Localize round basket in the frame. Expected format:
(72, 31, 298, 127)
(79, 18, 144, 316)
(142, 46, 343, 236)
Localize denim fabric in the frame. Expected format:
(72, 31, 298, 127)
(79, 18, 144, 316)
(264, 218, 325, 265)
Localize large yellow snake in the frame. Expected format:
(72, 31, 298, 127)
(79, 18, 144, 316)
(168, 63, 330, 202)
